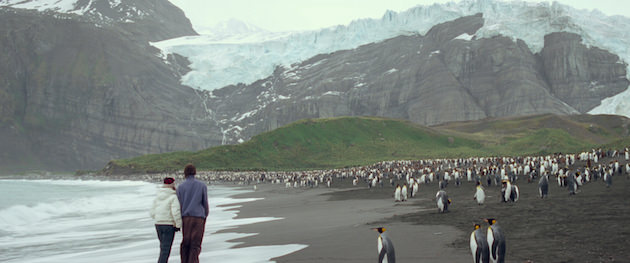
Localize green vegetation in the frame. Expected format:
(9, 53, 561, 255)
(104, 115, 630, 174)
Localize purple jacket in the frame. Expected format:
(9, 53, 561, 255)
(177, 176, 209, 218)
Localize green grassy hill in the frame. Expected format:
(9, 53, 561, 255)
(102, 114, 630, 174)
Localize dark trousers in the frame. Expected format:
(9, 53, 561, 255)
(181, 216, 206, 263)
(155, 225, 176, 263)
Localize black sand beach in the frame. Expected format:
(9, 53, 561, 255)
(227, 167, 630, 262)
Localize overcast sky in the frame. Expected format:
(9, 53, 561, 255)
(169, 0, 630, 32)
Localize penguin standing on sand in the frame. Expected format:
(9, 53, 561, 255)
(372, 227, 395, 263)
(485, 218, 506, 263)
(401, 183, 408, 202)
(604, 170, 613, 188)
(567, 173, 578, 195)
(411, 180, 419, 198)
(501, 180, 519, 202)
(394, 184, 402, 202)
(473, 182, 485, 205)
(470, 224, 490, 263)
(436, 189, 451, 213)
(538, 174, 549, 198)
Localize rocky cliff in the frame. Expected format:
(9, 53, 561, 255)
(540, 32, 629, 113)
(208, 14, 628, 144)
(0, 5, 219, 173)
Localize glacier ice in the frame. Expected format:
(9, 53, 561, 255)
(151, 0, 630, 118)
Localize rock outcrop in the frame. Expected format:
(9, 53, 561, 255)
(209, 14, 626, 144)
(540, 32, 629, 112)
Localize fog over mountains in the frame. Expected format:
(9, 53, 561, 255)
(0, 0, 629, 172)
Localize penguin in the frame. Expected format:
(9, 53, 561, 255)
(538, 174, 549, 198)
(401, 183, 408, 202)
(394, 184, 402, 202)
(604, 171, 613, 188)
(567, 173, 578, 195)
(372, 227, 395, 263)
(502, 181, 519, 202)
(436, 190, 451, 213)
(485, 218, 506, 263)
(470, 224, 490, 263)
(473, 182, 485, 205)
(510, 184, 519, 202)
(412, 181, 419, 198)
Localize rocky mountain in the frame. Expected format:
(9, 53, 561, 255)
(0, 2, 220, 173)
(155, 0, 630, 118)
(207, 14, 628, 144)
(1, 0, 629, 173)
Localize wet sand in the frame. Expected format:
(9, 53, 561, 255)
(225, 170, 630, 263)
(225, 182, 471, 262)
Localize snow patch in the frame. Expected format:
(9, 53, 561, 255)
(588, 86, 630, 118)
(109, 0, 121, 8)
(322, 91, 341, 96)
(1, 0, 79, 13)
(454, 33, 475, 41)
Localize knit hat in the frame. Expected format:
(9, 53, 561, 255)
(163, 177, 175, 184)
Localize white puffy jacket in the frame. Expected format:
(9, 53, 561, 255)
(150, 186, 182, 228)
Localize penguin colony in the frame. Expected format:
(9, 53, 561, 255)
(131, 148, 628, 193)
(123, 147, 627, 262)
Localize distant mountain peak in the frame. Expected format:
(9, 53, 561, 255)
(1, 0, 197, 42)
(0, 0, 145, 21)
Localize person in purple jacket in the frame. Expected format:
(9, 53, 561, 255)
(177, 164, 209, 263)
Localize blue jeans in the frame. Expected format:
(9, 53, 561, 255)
(155, 225, 176, 263)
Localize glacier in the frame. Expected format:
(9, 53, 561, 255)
(152, 0, 630, 118)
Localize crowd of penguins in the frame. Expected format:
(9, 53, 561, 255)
(363, 147, 629, 263)
(147, 147, 629, 263)
(364, 147, 629, 263)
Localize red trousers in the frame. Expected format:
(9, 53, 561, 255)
(180, 216, 206, 263)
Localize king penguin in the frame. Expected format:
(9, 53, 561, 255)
(373, 227, 395, 263)
(470, 224, 490, 263)
(538, 174, 549, 198)
(436, 190, 451, 213)
(473, 182, 485, 205)
(485, 218, 506, 263)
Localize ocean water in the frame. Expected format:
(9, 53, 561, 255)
(0, 178, 306, 263)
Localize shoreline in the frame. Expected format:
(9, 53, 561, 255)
(222, 183, 471, 263)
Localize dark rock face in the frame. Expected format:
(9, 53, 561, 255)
(540, 32, 629, 112)
(0, 8, 218, 172)
(210, 14, 626, 144)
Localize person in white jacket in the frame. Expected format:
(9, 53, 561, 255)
(150, 177, 183, 263)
